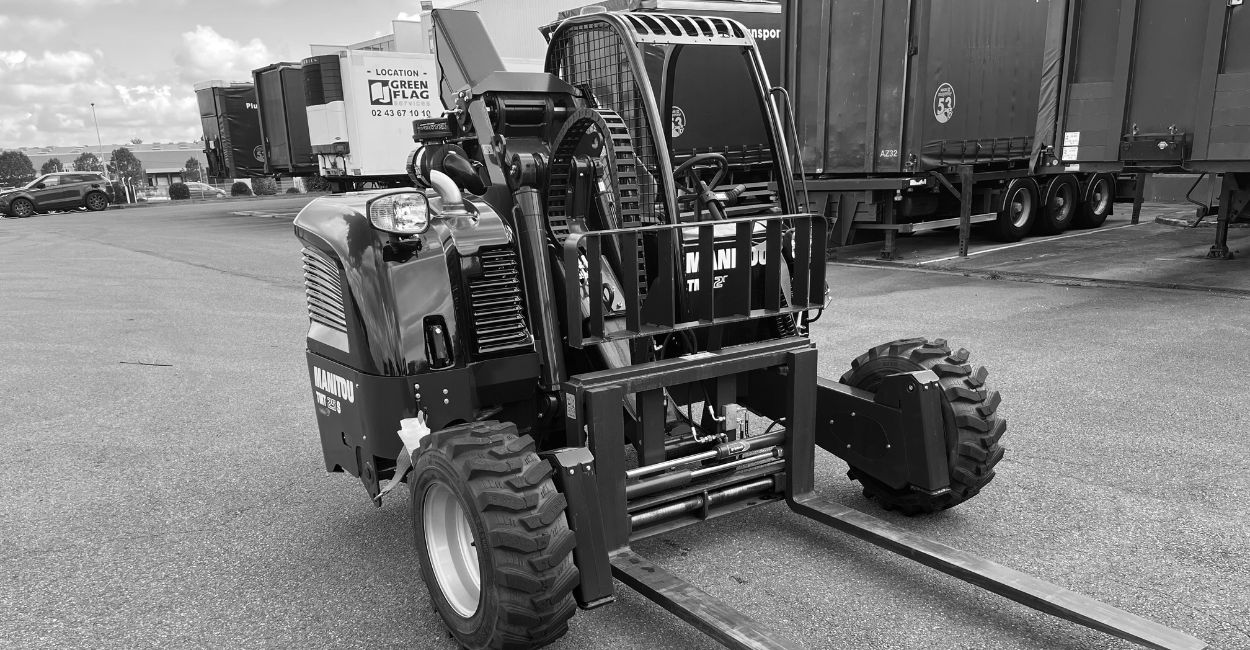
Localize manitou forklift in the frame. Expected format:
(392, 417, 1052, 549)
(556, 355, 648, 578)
(292, 8, 1206, 650)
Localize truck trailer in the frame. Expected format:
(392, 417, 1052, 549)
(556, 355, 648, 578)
(252, 62, 317, 177)
(1035, 0, 1250, 259)
(194, 81, 266, 179)
(301, 50, 442, 191)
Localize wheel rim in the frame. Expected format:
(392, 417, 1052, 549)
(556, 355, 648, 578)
(13, 200, 32, 217)
(1051, 183, 1075, 222)
(423, 482, 480, 618)
(88, 194, 106, 210)
(1009, 186, 1033, 228)
(1090, 179, 1111, 215)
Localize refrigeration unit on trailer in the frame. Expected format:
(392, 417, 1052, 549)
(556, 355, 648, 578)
(253, 62, 317, 176)
(301, 50, 441, 190)
(785, 0, 1121, 258)
(194, 80, 267, 179)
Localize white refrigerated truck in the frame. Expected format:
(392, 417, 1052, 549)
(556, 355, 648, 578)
(302, 49, 441, 190)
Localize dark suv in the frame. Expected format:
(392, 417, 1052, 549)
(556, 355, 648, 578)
(0, 172, 114, 217)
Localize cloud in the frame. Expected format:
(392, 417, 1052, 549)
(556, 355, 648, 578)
(0, 48, 201, 147)
(396, 12, 421, 21)
(0, 50, 97, 83)
(174, 25, 273, 84)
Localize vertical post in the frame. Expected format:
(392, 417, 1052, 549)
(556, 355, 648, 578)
(1207, 173, 1239, 260)
(784, 348, 818, 499)
(958, 166, 973, 258)
(1132, 172, 1146, 224)
(585, 385, 630, 549)
(879, 194, 897, 260)
(513, 188, 567, 388)
(637, 389, 666, 466)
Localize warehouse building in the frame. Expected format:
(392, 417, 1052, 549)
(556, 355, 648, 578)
(16, 143, 209, 188)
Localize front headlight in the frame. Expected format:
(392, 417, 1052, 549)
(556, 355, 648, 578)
(368, 191, 430, 234)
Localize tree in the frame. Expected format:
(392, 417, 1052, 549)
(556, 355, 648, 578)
(183, 157, 203, 182)
(0, 150, 37, 186)
(73, 152, 102, 173)
(129, 137, 143, 145)
(110, 147, 145, 185)
(40, 157, 63, 174)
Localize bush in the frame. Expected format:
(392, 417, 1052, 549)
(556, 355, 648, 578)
(285, 187, 301, 194)
(253, 177, 278, 196)
(230, 181, 252, 197)
(168, 182, 191, 200)
(305, 175, 333, 192)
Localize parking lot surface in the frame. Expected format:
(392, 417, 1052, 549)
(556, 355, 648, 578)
(2, 200, 1246, 649)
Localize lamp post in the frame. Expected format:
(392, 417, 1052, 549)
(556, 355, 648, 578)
(90, 102, 104, 173)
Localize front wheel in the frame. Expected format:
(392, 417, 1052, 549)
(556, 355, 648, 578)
(412, 421, 578, 650)
(9, 198, 34, 218)
(840, 338, 1006, 515)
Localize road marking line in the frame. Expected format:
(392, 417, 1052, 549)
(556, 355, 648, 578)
(917, 223, 1145, 265)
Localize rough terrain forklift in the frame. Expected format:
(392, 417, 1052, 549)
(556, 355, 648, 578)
(292, 9, 1207, 650)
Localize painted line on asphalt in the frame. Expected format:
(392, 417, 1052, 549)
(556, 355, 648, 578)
(830, 259, 1250, 299)
(917, 222, 1145, 265)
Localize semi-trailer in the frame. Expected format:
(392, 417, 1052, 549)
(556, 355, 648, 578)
(253, 62, 318, 177)
(301, 49, 442, 191)
(194, 81, 267, 180)
(1035, 0, 1250, 259)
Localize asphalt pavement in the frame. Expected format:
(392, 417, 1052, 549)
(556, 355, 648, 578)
(2, 198, 1246, 650)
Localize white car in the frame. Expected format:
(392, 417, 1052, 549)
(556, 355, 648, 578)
(185, 181, 226, 199)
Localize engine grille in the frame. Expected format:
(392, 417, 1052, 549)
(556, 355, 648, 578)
(468, 248, 533, 355)
(301, 247, 346, 332)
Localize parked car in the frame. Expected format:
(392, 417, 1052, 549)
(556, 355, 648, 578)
(0, 172, 113, 217)
(185, 181, 227, 199)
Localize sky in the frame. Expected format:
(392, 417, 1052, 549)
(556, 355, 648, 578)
(0, 0, 462, 149)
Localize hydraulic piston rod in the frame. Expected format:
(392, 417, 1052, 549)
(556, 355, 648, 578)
(626, 430, 786, 480)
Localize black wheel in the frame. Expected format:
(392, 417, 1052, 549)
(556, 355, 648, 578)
(1073, 173, 1114, 229)
(85, 191, 109, 212)
(992, 178, 1039, 242)
(840, 338, 1006, 515)
(9, 198, 34, 218)
(1035, 174, 1079, 235)
(411, 420, 578, 650)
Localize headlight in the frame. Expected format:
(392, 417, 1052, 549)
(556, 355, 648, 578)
(368, 191, 430, 234)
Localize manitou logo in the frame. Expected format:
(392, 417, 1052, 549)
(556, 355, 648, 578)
(683, 246, 768, 290)
(313, 367, 355, 404)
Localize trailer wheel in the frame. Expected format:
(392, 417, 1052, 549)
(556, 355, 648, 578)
(411, 420, 578, 650)
(1073, 173, 1114, 229)
(992, 178, 1039, 242)
(840, 338, 1006, 515)
(1036, 175, 1079, 235)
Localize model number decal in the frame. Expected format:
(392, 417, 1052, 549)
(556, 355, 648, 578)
(315, 391, 342, 414)
(879, 149, 899, 159)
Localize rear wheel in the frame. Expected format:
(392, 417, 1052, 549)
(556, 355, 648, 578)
(1073, 174, 1114, 229)
(992, 178, 1039, 242)
(9, 198, 34, 218)
(411, 420, 578, 650)
(1035, 174, 1079, 235)
(85, 191, 109, 212)
(840, 338, 1006, 515)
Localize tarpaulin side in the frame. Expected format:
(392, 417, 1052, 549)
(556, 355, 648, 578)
(219, 86, 266, 177)
(1031, 0, 1069, 174)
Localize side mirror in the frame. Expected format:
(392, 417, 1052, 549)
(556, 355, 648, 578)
(34, 183, 45, 189)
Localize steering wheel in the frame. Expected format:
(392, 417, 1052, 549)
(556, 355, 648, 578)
(673, 153, 729, 196)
